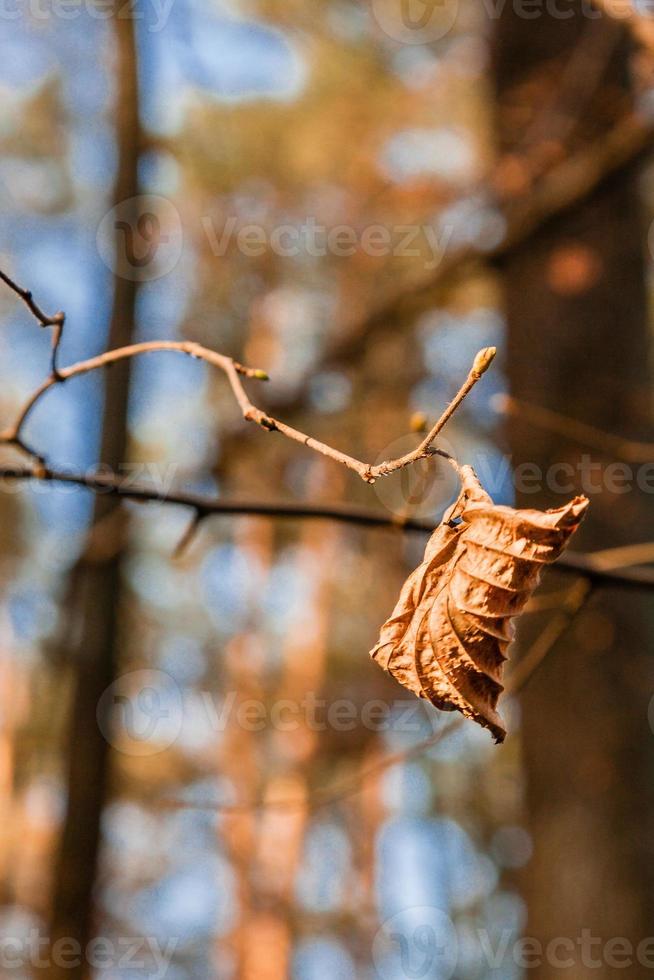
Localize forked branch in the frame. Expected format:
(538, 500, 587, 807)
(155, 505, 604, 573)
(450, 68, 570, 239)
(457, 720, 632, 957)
(0, 269, 493, 483)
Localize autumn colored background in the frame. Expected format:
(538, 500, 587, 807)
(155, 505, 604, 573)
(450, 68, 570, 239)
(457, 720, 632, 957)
(0, 1, 653, 978)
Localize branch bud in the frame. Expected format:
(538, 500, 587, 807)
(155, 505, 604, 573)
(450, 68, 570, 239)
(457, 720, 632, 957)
(472, 347, 496, 377)
(253, 369, 269, 381)
(409, 411, 428, 433)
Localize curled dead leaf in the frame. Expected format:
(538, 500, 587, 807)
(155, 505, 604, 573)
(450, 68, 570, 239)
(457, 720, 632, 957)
(370, 467, 589, 742)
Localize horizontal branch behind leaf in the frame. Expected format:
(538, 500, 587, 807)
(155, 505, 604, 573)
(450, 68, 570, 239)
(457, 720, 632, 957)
(0, 464, 651, 589)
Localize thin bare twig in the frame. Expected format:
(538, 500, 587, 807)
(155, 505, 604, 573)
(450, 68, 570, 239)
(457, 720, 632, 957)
(172, 510, 205, 560)
(0, 267, 493, 483)
(506, 532, 654, 697)
(0, 268, 65, 377)
(589, 541, 654, 569)
(0, 268, 65, 328)
(494, 393, 654, 462)
(505, 579, 594, 693)
(0, 270, 648, 588)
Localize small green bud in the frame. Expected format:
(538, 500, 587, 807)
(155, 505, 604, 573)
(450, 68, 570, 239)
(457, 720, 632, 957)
(253, 369, 269, 381)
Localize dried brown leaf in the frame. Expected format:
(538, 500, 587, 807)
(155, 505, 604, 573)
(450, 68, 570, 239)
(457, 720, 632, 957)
(370, 466, 589, 742)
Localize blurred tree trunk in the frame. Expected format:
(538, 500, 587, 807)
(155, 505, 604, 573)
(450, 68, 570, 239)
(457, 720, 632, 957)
(494, 10, 654, 977)
(45, 14, 141, 979)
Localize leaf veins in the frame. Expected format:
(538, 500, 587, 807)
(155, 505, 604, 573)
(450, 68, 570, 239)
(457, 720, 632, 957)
(370, 466, 589, 742)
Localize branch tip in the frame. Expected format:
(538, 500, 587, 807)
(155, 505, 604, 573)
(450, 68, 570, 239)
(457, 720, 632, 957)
(173, 510, 205, 560)
(472, 346, 497, 377)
